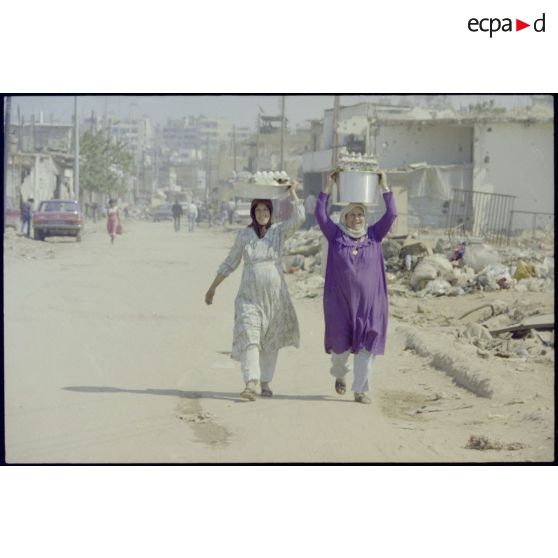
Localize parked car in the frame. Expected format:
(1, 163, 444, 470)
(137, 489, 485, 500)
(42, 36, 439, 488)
(152, 204, 173, 222)
(32, 199, 83, 242)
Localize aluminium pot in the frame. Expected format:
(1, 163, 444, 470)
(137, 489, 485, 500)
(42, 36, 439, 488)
(337, 171, 379, 204)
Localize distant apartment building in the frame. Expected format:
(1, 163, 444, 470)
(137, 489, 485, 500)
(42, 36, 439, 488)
(83, 112, 154, 153)
(162, 117, 200, 153)
(110, 118, 153, 153)
(10, 120, 73, 153)
(161, 116, 224, 152)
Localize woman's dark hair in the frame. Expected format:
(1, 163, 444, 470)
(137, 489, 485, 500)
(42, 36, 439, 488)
(249, 199, 273, 238)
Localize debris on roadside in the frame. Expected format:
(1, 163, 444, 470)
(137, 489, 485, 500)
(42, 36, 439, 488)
(463, 244, 501, 272)
(177, 411, 216, 424)
(282, 229, 553, 302)
(465, 435, 527, 451)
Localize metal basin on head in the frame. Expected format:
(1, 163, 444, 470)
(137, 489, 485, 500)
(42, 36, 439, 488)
(337, 171, 379, 204)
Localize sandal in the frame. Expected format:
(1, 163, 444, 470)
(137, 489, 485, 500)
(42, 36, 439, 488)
(335, 379, 346, 395)
(354, 392, 371, 404)
(240, 381, 257, 401)
(261, 383, 273, 397)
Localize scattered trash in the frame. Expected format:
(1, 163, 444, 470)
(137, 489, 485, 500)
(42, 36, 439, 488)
(476, 264, 514, 291)
(405, 253, 413, 271)
(489, 313, 554, 336)
(450, 242, 466, 267)
(425, 278, 452, 296)
(284, 230, 553, 300)
(381, 239, 402, 260)
(463, 244, 501, 272)
(461, 322, 494, 344)
(515, 278, 552, 292)
(465, 435, 527, 451)
(400, 241, 432, 259)
(177, 411, 216, 424)
(513, 260, 537, 280)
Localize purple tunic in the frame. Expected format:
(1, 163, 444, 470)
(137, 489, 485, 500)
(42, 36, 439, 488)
(315, 192, 397, 355)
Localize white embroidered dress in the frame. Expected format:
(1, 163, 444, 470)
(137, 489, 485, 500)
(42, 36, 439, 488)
(217, 200, 305, 360)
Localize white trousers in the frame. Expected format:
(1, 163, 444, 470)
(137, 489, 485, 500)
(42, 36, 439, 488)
(240, 344, 279, 384)
(330, 350, 376, 393)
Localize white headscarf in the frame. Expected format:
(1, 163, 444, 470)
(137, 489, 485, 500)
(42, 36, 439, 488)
(337, 203, 368, 239)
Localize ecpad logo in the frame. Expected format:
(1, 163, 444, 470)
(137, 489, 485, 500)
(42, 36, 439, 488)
(468, 13, 546, 37)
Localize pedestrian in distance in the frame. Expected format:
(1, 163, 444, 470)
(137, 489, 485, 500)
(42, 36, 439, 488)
(206, 205, 214, 228)
(91, 201, 99, 223)
(106, 198, 121, 244)
(21, 197, 34, 237)
(187, 202, 198, 232)
(315, 171, 397, 404)
(171, 198, 183, 232)
(227, 199, 235, 225)
(205, 184, 305, 400)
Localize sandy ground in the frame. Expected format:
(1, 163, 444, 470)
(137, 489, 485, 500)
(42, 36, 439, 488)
(3, 218, 555, 463)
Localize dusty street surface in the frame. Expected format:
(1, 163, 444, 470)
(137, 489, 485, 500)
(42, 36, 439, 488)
(3, 219, 554, 463)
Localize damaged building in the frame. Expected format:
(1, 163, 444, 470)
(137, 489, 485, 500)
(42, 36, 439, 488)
(302, 96, 553, 243)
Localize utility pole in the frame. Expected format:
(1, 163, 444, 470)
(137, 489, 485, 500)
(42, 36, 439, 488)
(232, 124, 237, 173)
(205, 136, 210, 206)
(255, 114, 260, 172)
(154, 139, 159, 196)
(3, 96, 12, 234)
(331, 95, 340, 168)
(280, 95, 285, 171)
(103, 96, 109, 140)
(73, 96, 80, 202)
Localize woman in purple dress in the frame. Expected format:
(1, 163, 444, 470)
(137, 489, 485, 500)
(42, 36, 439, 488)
(315, 171, 397, 404)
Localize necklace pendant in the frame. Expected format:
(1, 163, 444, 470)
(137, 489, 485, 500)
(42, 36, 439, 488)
(352, 249, 358, 256)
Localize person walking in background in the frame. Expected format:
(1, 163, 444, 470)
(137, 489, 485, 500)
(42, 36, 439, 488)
(303, 192, 317, 229)
(206, 204, 214, 227)
(187, 201, 198, 232)
(205, 185, 305, 400)
(315, 171, 397, 404)
(227, 199, 235, 225)
(106, 198, 121, 244)
(171, 198, 183, 232)
(20, 197, 34, 237)
(91, 201, 99, 223)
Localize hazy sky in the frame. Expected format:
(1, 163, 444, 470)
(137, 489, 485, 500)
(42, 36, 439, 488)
(8, 94, 540, 130)
(9, 95, 350, 128)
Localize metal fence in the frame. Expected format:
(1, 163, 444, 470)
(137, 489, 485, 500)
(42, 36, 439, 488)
(507, 210, 554, 242)
(447, 189, 516, 246)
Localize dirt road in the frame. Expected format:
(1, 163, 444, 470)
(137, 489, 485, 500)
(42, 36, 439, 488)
(3, 219, 554, 463)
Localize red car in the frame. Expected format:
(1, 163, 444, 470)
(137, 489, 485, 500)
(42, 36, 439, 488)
(32, 199, 83, 242)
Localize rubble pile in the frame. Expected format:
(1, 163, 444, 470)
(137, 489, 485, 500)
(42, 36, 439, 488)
(282, 228, 554, 300)
(282, 229, 324, 298)
(386, 236, 554, 298)
(454, 298, 554, 362)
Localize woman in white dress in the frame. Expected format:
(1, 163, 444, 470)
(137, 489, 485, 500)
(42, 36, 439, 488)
(205, 185, 305, 400)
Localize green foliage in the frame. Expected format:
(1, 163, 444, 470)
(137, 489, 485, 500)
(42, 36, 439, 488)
(468, 100, 506, 114)
(80, 130, 134, 197)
